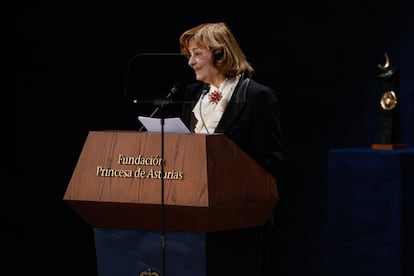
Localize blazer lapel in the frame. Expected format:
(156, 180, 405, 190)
(215, 78, 250, 133)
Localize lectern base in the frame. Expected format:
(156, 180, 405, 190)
(94, 227, 264, 276)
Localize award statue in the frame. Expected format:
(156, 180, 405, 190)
(372, 53, 406, 150)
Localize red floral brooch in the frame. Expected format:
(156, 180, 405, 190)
(208, 90, 222, 104)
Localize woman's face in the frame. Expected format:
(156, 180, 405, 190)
(187, 40, 222, 86)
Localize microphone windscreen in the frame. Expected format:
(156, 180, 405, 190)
(171, 82, 182, 95)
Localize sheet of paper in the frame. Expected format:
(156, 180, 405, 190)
(138, 116, 191, 133)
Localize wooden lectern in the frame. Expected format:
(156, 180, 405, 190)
(64, 130, 279, 276)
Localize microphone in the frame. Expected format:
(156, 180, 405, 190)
(164, 83, 181, 100)
(132, 83, 180, 105)
(138, 83, 182, 131)
(199, 86, 210, 134)
(150, 83, 181, 109)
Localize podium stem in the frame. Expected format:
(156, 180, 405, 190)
(160, 112, 166, 276)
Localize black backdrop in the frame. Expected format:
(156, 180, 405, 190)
(14, 1, 413, 275)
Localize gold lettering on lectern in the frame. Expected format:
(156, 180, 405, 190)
(117, 154, 163, 166)
(94, 153, 184, 180)
(96, 166, 133, 177)
(147, 169, 184, 180)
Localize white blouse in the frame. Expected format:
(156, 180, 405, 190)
(192, 75, 240, 133)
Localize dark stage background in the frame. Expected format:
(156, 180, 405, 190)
(14, 1, 413, 275)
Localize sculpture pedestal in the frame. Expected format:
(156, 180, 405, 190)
(327, 147, 414, 276)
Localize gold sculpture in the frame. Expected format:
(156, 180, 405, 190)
(380, 91, 397, 110)
(378, 53, 397, 110)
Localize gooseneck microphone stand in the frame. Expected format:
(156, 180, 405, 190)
(159, 103, 166, 276)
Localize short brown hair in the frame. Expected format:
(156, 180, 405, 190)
(179, 22, 254, 79)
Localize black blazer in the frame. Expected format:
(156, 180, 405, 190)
(181, 76, 284, 180)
